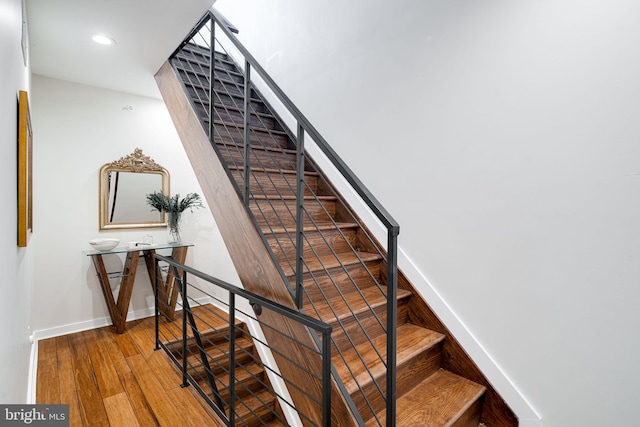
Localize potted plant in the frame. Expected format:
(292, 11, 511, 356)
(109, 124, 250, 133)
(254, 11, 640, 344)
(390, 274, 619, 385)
(146, 192, 203, 243)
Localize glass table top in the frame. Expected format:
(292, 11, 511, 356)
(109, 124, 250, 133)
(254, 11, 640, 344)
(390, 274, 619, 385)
(84, 242, 193, 256)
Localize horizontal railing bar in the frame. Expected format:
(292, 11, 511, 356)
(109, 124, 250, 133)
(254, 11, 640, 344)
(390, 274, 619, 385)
(155, 254, 331, 334)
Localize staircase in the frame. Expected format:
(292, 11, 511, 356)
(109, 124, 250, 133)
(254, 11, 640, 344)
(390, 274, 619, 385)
(159, 304, 286, 426)
(156, 12, 518, 426)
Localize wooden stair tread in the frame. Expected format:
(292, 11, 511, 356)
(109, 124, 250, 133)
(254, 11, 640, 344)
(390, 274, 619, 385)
(214, 103, 275, 120)
(164, 334, 254, 360)
(229, 165, 318, 176)
(281, 250, 382, 276)
(192, 361, 265, 398)
(174, 64, 243, 85)
(308, 286, 412, 325)
(232, 387, 278, 422)
(334, 323, 445, 395)
(215, 140, 296, 155)
(212, 119, 289, 137)
(252, 194, 335, 201)
(179, 46, 234, 66)
(263, 221, 358, 235)
(369, 370, 486, 426)
(157, 306, 243, 341)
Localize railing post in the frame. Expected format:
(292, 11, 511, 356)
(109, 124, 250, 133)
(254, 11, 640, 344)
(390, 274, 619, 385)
(229, 293, 236, 426)
(295, 123, 305, 308)
(180, 269, 189, 388)
(243, 60, 252, 206)
(322, 326, 332, 427)
(209, 17, 215, 142)
(386, 228, 399, 427)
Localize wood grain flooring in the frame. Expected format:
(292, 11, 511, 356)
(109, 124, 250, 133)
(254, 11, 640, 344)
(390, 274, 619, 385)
(36, 316, 226, 427)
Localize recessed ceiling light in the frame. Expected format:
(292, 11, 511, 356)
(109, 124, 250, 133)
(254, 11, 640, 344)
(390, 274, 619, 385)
(92, 34, 116, 45)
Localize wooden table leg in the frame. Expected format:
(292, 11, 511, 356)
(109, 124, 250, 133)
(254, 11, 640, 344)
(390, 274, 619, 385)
(91, 251, 139, 334)
(91, 255, 122, 331)
(113, 251, 139, 333)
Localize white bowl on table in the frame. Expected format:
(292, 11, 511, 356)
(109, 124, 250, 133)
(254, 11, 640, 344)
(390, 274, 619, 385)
(89, 238, 120, 252)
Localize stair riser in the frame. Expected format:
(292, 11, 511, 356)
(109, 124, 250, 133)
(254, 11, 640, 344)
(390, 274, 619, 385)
(213, 79, 254, 98)
(231, 170, 317, 198)
(163, 327, 240, 355)
(213, 58, 238, 72)
(234, 400, 278, 427)
(268, 228, 357, 268)
(215, 68, 244, 84)
(176, 67, 209, 87)
(213, 123, 289, 149)
(176, 47, 231, 64)
(214, 107, 278, 131)
(171, 343, 255, 375)
(212, 91, 270, 114)
(250, 199, 335, 228)
(217, 145, 296, 171)
(200, 384, 278, 427)
(330, 298, 409, 354)
(177, 68, 248, 95)
(193, 369, 267, 404)
(296, 261, 382, 303)
(352, 344, 444, 423)
(450, 397, 483, 427)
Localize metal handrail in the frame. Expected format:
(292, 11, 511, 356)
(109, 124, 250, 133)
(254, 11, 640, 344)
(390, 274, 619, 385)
(169, 8, 400, 425)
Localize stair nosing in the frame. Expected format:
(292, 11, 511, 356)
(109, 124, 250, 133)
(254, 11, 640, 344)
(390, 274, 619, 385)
(214, 140, 296, 155)
(309, 286, 413, 326)
(229, 165, 317, 177)
(280, 251, 382, 277)
(252, 194, 335, 201)
(211, 120, 288, 137)
(262, 222, 359, 235)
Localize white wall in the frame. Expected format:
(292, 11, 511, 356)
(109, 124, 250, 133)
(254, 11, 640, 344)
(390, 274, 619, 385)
(215, 1, 640, 426)
(30, 75, 241, 336)
(0, 0, 33, 403)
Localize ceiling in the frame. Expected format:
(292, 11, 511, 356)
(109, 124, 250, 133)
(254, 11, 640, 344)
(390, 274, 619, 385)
(26, 0, 216, 99)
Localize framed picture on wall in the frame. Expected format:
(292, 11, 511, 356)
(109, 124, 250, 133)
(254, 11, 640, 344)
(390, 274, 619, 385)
(18, 90, 33, 247)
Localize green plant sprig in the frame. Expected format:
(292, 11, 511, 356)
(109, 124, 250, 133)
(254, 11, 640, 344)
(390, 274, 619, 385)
(146, 191, 204, 213)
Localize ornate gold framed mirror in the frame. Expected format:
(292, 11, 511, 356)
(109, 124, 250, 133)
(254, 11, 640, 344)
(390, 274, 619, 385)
(99, 148, 169, 230)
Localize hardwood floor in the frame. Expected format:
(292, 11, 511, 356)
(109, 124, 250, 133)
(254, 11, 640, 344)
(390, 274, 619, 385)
(36, 316, 227, 427)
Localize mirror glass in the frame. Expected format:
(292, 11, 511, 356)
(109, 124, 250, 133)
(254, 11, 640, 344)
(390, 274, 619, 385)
(99, 149, 169, 230)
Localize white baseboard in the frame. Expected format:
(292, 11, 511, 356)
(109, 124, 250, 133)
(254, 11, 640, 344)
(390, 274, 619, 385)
(27, 335, 37, 404)
(32, 306, 156, 342)
(398, 247, 542, 425)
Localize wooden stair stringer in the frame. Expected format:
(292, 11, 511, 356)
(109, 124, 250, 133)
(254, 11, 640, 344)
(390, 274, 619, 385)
(155, 60, 356, 427)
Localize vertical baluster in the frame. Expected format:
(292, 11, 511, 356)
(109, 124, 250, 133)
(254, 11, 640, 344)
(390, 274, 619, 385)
(229, 293, 236, 425)
(386, 228, 399, 427)
(322, 326, 332, 427)
(154, 257, 160, 351)
(243, 61, 252, 206)
(208, 16, 215, 142)
(180, 269, 189, 388)
(295, 123, 305, 308)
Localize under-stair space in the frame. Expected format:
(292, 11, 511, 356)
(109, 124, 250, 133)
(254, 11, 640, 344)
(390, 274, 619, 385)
(157, 12, 518, 426)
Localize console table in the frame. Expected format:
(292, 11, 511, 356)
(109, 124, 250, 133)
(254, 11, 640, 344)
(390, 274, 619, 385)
(84, 242, 192, 333)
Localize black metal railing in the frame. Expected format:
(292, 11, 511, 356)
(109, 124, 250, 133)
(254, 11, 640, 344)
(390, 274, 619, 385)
(154, 254, 332, 427)
(168, 8, 400, 426)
